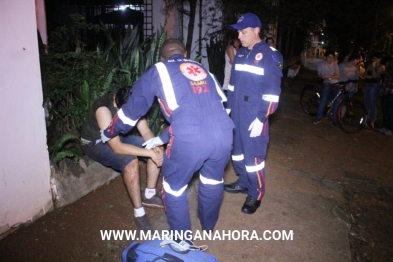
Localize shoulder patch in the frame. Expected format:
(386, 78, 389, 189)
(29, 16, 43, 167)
(271, 54, 283, 70)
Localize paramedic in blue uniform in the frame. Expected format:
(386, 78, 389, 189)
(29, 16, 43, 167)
(224, 13, 283, 214)
(101, 39, 234, 237)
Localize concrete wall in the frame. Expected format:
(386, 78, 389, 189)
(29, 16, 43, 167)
(0, 0, 53, 235)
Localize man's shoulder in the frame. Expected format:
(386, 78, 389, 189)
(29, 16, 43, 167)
(95, 105, 113, 118)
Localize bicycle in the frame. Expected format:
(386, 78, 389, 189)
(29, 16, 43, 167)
(300, 80, 367, 134)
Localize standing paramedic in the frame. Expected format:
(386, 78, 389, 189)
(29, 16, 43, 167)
(224, 13, 283, 214)
(101, 39, 234, 239)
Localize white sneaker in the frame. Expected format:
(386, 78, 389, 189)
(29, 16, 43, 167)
(384, 130, 392, 136)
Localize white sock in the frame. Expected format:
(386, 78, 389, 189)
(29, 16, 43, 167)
(145, 188, 156, 199)
(134, 206, 145, 217)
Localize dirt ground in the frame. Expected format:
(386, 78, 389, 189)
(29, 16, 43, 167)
(1, 68, 393, 262)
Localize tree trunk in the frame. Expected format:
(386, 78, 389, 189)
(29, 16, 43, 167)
(198, 0, 202, 58)
(290, 30, 296, 61)
(185, 0, 197, 58)
(284, 26, 291, 58)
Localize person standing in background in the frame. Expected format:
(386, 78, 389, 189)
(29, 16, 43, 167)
(377, 56, 393, 136)
(222, 33, 241, 91)
(338, 53, 360, 97)
(313, 50, 340, 126)
(364, 52, 385, 129)
(265, 37, 275, 48)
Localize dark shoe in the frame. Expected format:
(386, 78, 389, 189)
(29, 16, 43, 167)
(224, 182, 248, 194)
(241, 196, 261, 215)
(142, 194, 164, 208)
(313, 118, 322, 124)
(134, 214, 153, 232)
(332, 122, 338, 128)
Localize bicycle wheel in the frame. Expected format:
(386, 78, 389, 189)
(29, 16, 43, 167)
(300, 85, 320, 116)
(336, 99, 367, 134)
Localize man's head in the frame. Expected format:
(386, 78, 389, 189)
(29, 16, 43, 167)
(229, 13, 262, 49)
(265, 37, 274, 47)
(325, 50, 335, 64)
(348, 53, 360, 65)
(115, 86, 132, 109)
(160, 39, 187, 60)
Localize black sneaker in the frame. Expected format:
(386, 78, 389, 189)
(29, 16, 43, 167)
(313, 118, 322, 124)
(142, 194, 164, 208)
(332, 122, 338, 128)
(134, 214, 153, 232)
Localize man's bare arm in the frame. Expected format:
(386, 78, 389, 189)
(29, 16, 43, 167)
(96, 107, 163, 166)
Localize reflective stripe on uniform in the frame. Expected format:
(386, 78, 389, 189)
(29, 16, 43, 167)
(163, 180, 188, 197)
(199, 173, 223, 185)
(228, 84, 234, 91)
(209, 72, 227, 102)
(245, 161, 265, 172)
(155, 62, 179, 111)
(118, 109, 139, 126)
(262, 94, 279, 102)
(232, 154, 244, 161)
(235, 64, 264, 75)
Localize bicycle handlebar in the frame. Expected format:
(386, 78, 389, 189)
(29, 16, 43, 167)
(335, 79, 358, 86)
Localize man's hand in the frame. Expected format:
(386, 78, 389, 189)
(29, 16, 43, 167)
(248, 118, 264, 137)
(142, 137, 164, 149)
(153, 146, 164, 158)
(100, 130, 111, 143)
(150, 148, 163, 167)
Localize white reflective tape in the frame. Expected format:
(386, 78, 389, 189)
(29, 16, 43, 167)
(118, 109, 139, 126)
(163, 181, 188, 197)
(155, 62, 179, 111)
(209, 72, 227, 102)
(228, 84, 234, 91)
(199, 173, 223, 185)
(232, 154, 244, 161)
(245, 161, 265, 172)
(262, 94, 279, 102)
(235, 64, 264, 75)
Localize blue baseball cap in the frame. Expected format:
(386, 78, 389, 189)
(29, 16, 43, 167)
(229, 13, 261, 30)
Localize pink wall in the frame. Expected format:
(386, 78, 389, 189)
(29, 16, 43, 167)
(0, 0, 52, 233)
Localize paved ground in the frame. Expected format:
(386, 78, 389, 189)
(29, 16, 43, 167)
(1, 68, 392, 261)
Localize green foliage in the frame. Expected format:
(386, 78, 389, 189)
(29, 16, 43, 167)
(41, 15, 168, 162)
(50, 133, 82, 163)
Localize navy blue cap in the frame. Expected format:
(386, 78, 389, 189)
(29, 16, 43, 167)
(229, 13, 261, 30)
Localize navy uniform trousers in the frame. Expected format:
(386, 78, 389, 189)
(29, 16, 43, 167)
(161, 105, 233, 234)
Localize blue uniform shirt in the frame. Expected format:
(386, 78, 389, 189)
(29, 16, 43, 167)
(103, 54, 231, 142)
(227, 41, 283, 123)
